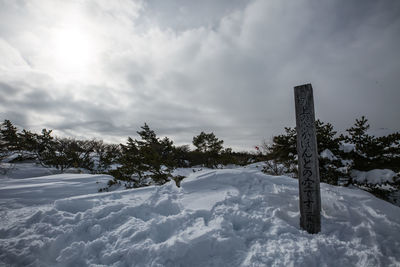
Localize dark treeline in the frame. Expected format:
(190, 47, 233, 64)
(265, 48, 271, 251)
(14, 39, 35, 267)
(262, 116, 400, 203)
(0, 120, 263, 188)
(0, 119, 121, 173)
(1, 117, 399, 203)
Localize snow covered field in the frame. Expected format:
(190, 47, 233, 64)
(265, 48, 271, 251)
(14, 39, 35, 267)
(1, 164, 400, 266)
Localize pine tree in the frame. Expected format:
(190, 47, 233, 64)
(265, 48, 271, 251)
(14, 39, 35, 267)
(92, 140, 121, 173)
(315, 120, 345, 185)
(113, 123, 178, 187)
(263, 120, 346, 185)
(136, 123, 158, 146)
(315, 120, 339, 154)
(173, 145, 191, 167)
(193, 132, 223, 153)
(192, 132, 224, 167)
(345, 116, 374, 154)
(344, 116, 382, 170)
(35, 129, 57, 167)
(264, 127, 297, 163)
(18, 129, 37, 152)
(114, 137, 143, 186)
(377, 132, 400, 172)
(135, 124, 176, 185)
(264, 120, 340, 161)
(0, 120, 20, 151)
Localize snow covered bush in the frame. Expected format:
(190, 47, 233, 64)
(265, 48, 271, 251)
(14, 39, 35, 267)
(262, 159, 297, 177)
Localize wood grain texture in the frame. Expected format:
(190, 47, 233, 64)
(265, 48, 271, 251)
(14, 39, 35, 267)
(294, 83, 321, 234)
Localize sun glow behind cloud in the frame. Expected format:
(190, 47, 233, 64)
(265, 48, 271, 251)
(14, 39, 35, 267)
(23, 2, 104, 85)
(53, 26, 92, 73)
(0, 0, 399, 150)
(48, 20, 98, 83)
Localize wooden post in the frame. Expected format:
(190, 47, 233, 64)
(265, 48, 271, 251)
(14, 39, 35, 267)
(294, 83, 321, 234)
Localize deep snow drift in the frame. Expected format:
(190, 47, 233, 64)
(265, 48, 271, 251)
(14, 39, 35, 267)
(1, 165, 400, 266)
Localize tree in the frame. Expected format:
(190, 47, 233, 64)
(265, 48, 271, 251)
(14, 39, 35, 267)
(219, 147, 236, 166)
(39, 138, 95, 172)
(173, 145, 191, 167)
(135, 124, 177, 184)
(35, 129, 56, 167)
(136, 123, 158, 146)
(315, 120, 345, 185)
(192, 132, 224, 167)
(113, 123, 178, 188)
(113, 137, 144, 186)
(0, 120, 20, 151)
(92, 140, 121, 173)
(18, 129, 37, 152)
(343, 116, 382, 170)
(262, 120, 346, 185)
(315, 120, 339, 154)
(376, 132, 400, 172)
(264, 120, 340, 160)
(345, 116, 371, 151)
(75, 139, 96, 170)
(193, 132, 223, 153)
(263, 127, 297, 163)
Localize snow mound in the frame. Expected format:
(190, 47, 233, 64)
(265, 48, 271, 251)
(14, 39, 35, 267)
(320, 149, 337, 160)
(1, 168, 400, 266)
(339, 142, 356, 153)
(0, 163, 58, 179)
(352, 169, 398, 185)
(0, 173, 112, 210)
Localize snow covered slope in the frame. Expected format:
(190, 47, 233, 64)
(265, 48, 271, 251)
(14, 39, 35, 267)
(0, 173, 112, 209)
(1, 167, 400, 266)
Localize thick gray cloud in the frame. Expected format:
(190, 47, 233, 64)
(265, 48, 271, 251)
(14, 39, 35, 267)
(0, 0, 399, 150)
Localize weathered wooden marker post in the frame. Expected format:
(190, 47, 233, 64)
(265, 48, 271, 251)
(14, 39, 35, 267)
(294, 83, 321, 234)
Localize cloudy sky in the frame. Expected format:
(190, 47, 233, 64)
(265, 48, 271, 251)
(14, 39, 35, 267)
(1, 0, 399, 151)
